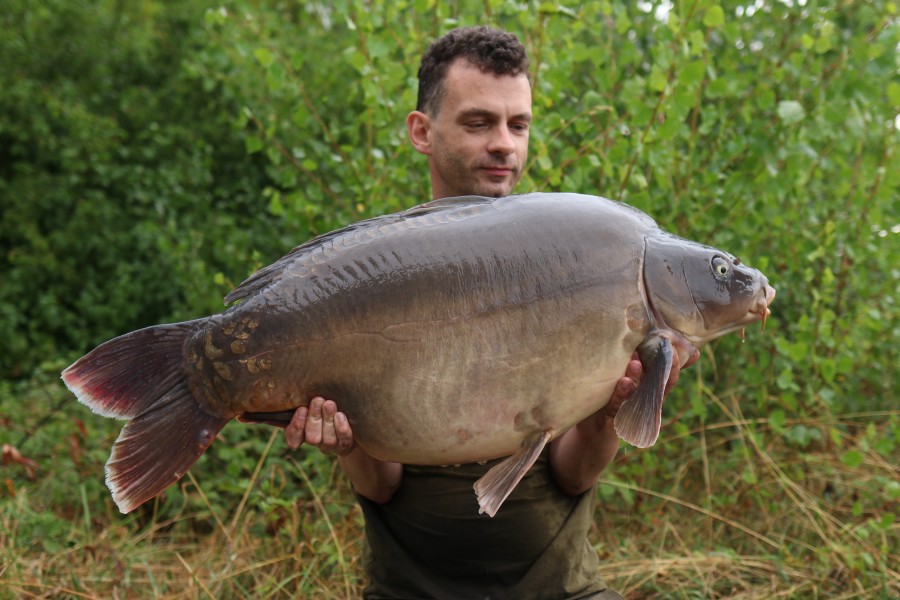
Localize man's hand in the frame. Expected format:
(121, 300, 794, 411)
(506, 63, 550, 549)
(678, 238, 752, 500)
(603, 349, 687, 419)
(285, 396, 356, 456)
(549, 349, 689, 495)
(284, 396, 402, 503)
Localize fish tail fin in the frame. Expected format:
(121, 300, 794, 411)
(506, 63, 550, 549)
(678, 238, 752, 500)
(62, 320, 203, 419)
(105, 383, 227, 513)
(61, 320, 229, 513)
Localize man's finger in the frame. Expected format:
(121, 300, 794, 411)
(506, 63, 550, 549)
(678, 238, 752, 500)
(606, 377, 634, 416)
(626, 354, 642, 380)
(285, 406, 308, 449)
(305, 397, 325, 445)
(320, 400, 339, 448)
(334, 412, 355, 455)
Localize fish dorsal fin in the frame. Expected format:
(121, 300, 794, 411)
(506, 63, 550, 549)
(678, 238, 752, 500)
(402, 194, 494, 216)
(223, 196, 497, 305)
(614, 330, 673, 447)
(473, 430, 552, 517)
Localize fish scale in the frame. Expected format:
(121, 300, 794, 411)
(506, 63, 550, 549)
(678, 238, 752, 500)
(62, 192, 774, 516)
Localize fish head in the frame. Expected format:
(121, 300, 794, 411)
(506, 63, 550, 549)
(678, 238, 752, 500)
(642, 231, 776, 346)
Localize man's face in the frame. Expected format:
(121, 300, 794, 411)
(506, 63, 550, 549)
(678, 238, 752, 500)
(418, 59, 532, 199)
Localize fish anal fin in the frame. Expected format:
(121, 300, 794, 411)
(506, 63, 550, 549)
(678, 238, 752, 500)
(106, 382, 229, 513)
(474, 430, 552, 518)
(614, 331, 674, 448)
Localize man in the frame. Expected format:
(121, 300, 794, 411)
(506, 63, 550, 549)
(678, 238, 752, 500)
(286, 27, 685, 599)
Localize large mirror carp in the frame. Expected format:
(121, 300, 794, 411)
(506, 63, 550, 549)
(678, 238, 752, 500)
(62, 193, 775, 516)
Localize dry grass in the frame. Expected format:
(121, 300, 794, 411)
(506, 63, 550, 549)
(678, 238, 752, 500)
(2, 405, 897, 599)
(590, 397, 900, 599)
(1, 430, 367, 599)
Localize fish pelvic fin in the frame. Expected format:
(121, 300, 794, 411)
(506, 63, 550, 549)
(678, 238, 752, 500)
(61, 320, 229, 513)
(474, 430, 552, 518)
(614, 330, 673, 448)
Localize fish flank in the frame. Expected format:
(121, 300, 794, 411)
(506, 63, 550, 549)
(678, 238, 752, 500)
(65, 193, 774, 514)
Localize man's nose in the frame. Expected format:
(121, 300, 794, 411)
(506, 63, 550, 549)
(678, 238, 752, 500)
(487, 125, 516, 155)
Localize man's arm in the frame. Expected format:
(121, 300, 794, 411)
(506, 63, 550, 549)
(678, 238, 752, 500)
(549, 352, 685, 495)
(286, 397, 402, 504)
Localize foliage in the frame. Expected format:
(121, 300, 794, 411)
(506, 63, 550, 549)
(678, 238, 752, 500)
(0, 0, 276, 379)
(1, 0, 898, 598)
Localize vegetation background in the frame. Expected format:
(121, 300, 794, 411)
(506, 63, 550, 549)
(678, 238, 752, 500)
(1, 0, 897, 597)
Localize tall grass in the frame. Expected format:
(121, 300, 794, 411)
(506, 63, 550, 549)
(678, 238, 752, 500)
(2, 364, 897, 598)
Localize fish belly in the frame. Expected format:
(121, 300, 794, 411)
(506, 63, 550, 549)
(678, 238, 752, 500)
(187, 194, 651, 465)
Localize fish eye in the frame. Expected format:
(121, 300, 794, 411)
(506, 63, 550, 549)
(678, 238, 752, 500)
(711, 256, 731, 278)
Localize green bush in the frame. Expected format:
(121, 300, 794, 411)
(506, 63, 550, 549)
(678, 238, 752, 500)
(1, 1, 897, 596)
(186, 0, 899, 422)
(0, 0, 275, 378)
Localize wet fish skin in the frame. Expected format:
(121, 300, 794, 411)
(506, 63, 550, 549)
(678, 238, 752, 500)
(62, 193, 774, 515)
(187, 194, 654, 465)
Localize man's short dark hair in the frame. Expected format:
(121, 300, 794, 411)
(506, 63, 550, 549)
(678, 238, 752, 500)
(416, 26, 530, 116)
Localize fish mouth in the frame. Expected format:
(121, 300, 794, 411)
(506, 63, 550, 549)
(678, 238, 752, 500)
(749, 284, 776, 331)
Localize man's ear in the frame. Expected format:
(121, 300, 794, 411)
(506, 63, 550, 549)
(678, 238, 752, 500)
(406, 111, 432, 155)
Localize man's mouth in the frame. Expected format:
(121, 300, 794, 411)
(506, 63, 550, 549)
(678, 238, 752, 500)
(481, 166, 514, 177)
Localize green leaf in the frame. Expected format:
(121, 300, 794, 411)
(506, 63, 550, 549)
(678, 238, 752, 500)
(649, 64, 668, 92)
(769, 409, 786, 433)
(776, 368, 796, 391)
(245, 135, 264, 154)
(777, 100, 806, 124)
(690, 389, 707, 420)
(888, 82, 900, 106)
(680, 60, 706, 87)
(829, 427, 843, 447)
(688, 30, 706, 56)
(819, 358, 836, 383)
(268, 191, 284, 216)
(346, 49, 368, 75)
(703, 5, 725, 28)
(886, 481, 900, 501)
(266, 63, 285, 91)
(254, 47, 274, 68)
(615, 11, 632, 35)
(741, 467, 758, 484)
(841, 450, 864, 469)
(815, 35, 833, 55)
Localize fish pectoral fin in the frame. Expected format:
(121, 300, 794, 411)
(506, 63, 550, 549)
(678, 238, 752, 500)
(474, 430, 552, 518)
(614, 330, 673, 448)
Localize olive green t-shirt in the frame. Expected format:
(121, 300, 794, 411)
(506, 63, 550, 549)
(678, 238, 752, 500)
(356, 450, 620, 599)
